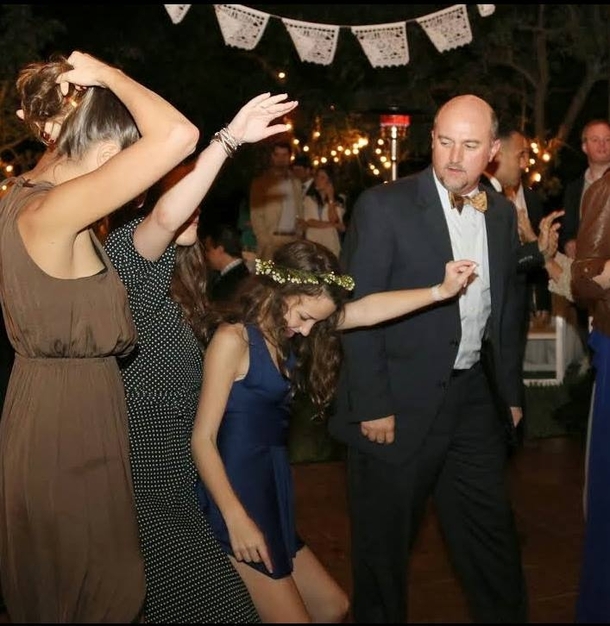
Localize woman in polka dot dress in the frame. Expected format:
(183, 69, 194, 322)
(104, 92, 298, 623)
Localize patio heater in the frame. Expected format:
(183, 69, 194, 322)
(379, 113, 411, 181)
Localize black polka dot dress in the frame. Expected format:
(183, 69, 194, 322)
(105, 218, 260, 624)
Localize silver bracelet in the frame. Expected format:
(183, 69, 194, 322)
(431, 284, 443, 302)
(210, 126, 242, 158)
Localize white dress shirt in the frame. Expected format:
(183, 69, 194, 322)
(433, 172, 491, 369)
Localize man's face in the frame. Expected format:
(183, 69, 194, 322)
(292, 164, 311, 183)
(582, 123, 610, 166)
(271, 147, 292, 171)
(431, 96, 499, 195)
(495, 132, 530, 188)
(203, 236, 223, 271)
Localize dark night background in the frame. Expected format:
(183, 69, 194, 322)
(3, 4, 610, 226)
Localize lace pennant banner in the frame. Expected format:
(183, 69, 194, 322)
(213, 4, 270, 50)
(477, 5, 496, 17)
(164, 4, 191, 25)
(416, 4, 473, 53)
(282, 18, 340, 66)
(351, 22, 410, 68)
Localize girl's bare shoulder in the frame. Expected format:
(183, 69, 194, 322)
(211, 322, 249, 350)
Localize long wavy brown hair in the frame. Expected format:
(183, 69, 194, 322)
(204, 240, 352, 415)
(172, 241, 208, 344)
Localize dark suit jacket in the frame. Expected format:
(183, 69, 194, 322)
(559, 174, 585, 252)
(479, 175, 550, 313)
(330, 166, 523, 465)
(208, 261, 250, 303)
(523, 185, 552, 312)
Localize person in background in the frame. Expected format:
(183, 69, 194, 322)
(300, 164, 346, 258)
(237, 195, 258, 267)
(291, 153, 315, 198)
(561, 119, 610, 372)
(330, 94, 528, 623)
(249, 140, 304, 260)
(0, 50, 200, 622)
(571, 166, 610, 623)
(192, 238, 476, 623)
(561, 119, 610, 258)
(204, 222, 251, 304)
(104, 91, 297, 623)
(481, 127, 556, 321)
(480, 127, 562, 440)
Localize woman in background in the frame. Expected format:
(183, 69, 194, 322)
(301, 165, 346, 257)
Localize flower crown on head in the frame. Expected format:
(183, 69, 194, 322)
(255, 258, 355, 291)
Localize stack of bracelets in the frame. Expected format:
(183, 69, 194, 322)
(210, 126, 242, 157)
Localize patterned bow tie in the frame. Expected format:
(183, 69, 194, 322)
(449, 190, 487, 214)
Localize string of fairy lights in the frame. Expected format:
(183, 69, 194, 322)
(280, 110, 554, 186)
(0, 65, 554, 190)
(0, 136, 554, 190)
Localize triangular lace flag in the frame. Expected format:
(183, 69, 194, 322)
(213, 4, 269, 50)
(351, 22, 409, 68)
(417, 4, 473, 53)
(477, 5, 496, 17)
(164, 4, 191, 25)
(282, 18, 340, 66)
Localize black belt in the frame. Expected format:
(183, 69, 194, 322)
(273, 231, 296, 236)
(451, 362, 481, 378)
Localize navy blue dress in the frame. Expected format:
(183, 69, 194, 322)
(197, 324, 304, 579)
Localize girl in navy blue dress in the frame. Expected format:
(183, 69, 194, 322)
(192, 239, 477, 622)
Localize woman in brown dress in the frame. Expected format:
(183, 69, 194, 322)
(0, 51, 199, 622)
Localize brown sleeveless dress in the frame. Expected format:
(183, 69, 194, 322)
(0, 179, 145, 622)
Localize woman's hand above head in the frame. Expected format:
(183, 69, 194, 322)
(55, 51, 116, 92)
(437, 260, 478, 300)
(135, 93, 295, 261)
(15, 48, 199, 264)
(226, 92, 298, 144)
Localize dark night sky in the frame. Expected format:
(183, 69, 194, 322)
(16, 4, 602, 208)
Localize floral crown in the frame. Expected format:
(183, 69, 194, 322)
(255, 258, 355, 291)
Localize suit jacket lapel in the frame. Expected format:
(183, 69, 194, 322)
(484, 193, 505, 311)
(417, 167, 454, 262)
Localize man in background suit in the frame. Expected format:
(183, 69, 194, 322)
(480, 128, 561, 369)
(330, 95, 527, 623)
(203, 223, 250, 304)
(291, 153, 315, 199)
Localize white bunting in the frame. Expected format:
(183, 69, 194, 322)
(477, 5, 496, 17)
(416, 4, 473, 53)
(214, 4, 270, 50)
(164, 4, 191, 25)
(206, 5, 492, 65)
(282, 19, 340, 66)
(351, 22, 410, 68)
